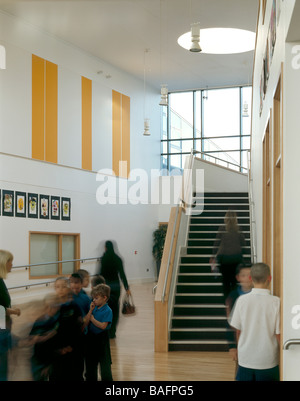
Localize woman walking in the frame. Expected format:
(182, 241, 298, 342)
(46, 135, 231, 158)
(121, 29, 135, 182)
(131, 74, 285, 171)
(99, 241, 130, 339)
(211, 211, 245, 301)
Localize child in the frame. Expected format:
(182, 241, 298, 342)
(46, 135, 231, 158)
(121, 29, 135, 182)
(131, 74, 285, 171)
(91, 274, 106, 289)
(226, 264, 252, 364)
(69, 273, 91, 317)
(49, 277, 84, 381)
(84, 284, 113, 381)
(77, 269, 90, 293)
(230, 263, 280, 381)
(28, 294, 60, 381)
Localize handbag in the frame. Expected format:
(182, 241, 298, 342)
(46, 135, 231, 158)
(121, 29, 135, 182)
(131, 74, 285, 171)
(121, 293, 136, 315)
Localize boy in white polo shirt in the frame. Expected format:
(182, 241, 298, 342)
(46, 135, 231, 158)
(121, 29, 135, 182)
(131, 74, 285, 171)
(230, 263, 280, 381)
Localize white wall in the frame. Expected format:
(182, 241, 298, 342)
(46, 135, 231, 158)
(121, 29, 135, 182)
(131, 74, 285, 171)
(251, 0, 295, 263)
(0, 10, 162, 297)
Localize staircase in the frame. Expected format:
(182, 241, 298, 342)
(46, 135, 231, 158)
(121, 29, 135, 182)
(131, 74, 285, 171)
(169, 192, 251, 351)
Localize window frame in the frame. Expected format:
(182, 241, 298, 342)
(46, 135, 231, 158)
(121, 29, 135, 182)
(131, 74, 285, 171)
(161, 85, 252, 173)
(29, 231, 80, 279)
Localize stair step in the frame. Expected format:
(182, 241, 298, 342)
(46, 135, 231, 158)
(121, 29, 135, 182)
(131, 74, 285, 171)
(188, 232, 251, 239)
(168, 340, 233, 352)
(177, 283, 223, 294)
(175, 294, 225, 304)
(195, 192, 248, 197)
(178, 273, 222, 283)
(169, 327, 233, 341)
(173, 304, 227, 316)
(171, 316, 228, 328)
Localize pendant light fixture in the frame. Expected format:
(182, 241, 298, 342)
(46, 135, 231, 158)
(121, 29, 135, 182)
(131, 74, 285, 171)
(143, 48, 151, 136)
(190, 22, 202, 53)
(0, 45, 6, 69)
(159, 84, 168, 106)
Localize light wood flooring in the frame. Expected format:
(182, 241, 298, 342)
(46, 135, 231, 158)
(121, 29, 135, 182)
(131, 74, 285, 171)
(8, 281, 236, 381)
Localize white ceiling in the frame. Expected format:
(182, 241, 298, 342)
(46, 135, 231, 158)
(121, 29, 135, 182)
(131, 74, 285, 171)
(0, 0, 259, 91)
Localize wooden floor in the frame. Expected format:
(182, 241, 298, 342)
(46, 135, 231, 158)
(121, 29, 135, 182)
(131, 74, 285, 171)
(8, 281, 236, 381)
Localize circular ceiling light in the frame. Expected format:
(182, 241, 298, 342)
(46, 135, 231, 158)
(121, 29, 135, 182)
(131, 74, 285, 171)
(178, 28, 256, 54)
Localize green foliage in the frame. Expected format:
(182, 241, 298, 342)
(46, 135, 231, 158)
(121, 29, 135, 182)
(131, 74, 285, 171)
(152, 224, 167, 262)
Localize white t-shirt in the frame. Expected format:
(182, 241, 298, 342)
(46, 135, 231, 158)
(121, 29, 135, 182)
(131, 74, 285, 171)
(230, 288, 280, 370)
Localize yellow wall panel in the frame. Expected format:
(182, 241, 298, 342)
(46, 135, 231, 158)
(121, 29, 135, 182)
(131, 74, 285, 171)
(112, 90, 122, 177)
(32, 54, 45, 160)
(45, 60, 58, 164)
(121, 94, 130, 178)
(82, 76, 92, 171)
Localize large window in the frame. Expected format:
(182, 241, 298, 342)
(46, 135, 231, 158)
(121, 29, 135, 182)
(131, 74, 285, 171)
(161, 86, 252, 173)
(29, 232, 80, 278)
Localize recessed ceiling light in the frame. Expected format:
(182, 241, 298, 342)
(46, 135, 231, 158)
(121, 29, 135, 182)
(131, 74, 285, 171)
(178, 28, 256, 54)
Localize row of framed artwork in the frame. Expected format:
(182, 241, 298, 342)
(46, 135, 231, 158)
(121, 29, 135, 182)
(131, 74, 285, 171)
(1, 190, 71, 220)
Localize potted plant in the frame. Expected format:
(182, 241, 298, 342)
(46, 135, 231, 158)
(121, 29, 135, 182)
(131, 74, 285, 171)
(152, 224, 167, 280)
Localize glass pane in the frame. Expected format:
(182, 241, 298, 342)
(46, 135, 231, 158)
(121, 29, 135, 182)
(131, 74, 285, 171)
(241, 150, 249, 171)
(169, 140, 193, 154)
(161, 156, 168, 171)
(30, 234, 58, 277)
(203, 137, 240, 153)
(203, 88, 240, 137)
(203, 151, 240, 170)
(241, 136, 250, 150)
(195, 91, 201, 138)
(162, 141, 168, 154)
(169, 154, 184, 171)
(241, 86, 252, 136)
(169, 92, 193, 140)
(62, 236, 75, 275)
(194, 139, 202, 154)
(161, 106, 168, 140)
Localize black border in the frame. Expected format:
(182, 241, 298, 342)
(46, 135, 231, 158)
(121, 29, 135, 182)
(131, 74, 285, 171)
(39, 194, 50, 220)
(2, 190, 14, 217)
(28, 193, 39, 219)
(61, 197, 71, 221)
(15, 191, 27, 218)
(51, 196, 60, 220)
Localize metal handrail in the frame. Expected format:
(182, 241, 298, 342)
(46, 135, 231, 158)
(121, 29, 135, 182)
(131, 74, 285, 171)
(8, 257, 100, 291)
(162, 204, 180, 303)
(193, 149, 248, 173)
(12, 256, 100, 270)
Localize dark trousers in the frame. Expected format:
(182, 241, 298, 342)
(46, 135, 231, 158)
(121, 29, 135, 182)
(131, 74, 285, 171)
(236, 365, 280, 381)
(218, 255, 243, 301)
(85, 331, 113, 381)
(107, 282, 120, 338)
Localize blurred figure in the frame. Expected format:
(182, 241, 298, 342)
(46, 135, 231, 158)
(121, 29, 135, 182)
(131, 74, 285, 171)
(49, 277, 84, 381)
(69, 273, 91, 317)
(77, 269, 90, 294)
(211, 210, 245, 300)
(91, 274, 106, 289)
(225, 264, 253, 364)
(27, 294, 60, 381)
(0, 250, 21, 381)
(99, 241, 130, 339)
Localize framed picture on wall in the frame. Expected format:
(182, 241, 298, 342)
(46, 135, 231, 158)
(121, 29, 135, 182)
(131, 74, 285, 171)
(51, 196, 60, 220)
(28, 193, 38, 219)
(39, 194, 50, 219)
(15, 191, 26, 218)
(61, 197, 71, 221)
(2, 190, 14, 217)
